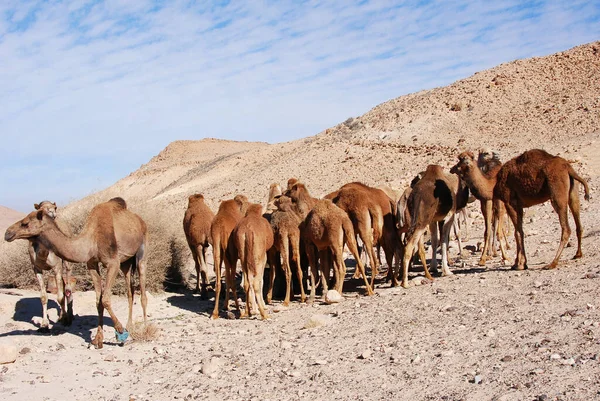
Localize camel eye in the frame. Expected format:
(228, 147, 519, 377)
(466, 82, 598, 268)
(21, 222, 29, 227)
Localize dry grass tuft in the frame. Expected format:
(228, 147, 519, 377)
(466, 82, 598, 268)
(129, 321, 160, 342)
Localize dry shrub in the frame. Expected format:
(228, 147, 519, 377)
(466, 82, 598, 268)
(129, 321, 160, 342)
(0, 240, 36, 288)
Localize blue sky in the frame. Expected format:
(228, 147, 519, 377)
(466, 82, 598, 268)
(1, 0, 599, 212)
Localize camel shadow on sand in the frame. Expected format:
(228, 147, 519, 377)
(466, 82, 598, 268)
(0, 296, 117, 345)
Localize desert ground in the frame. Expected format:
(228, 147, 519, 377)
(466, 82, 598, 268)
(1, 41, 599, 400)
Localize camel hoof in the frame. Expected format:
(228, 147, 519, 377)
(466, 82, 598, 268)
(542, 263, 557, 270)
(478, 259, 487, 266)
(573, 252, 583, 260)
(210, 313, 219, 320)
(511, 264, 524, 271)
(261, 314, 271, 321)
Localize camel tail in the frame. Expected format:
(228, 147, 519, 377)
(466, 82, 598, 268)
(568, 166, 590, 201)
(244, 232, 256, 275)
(342, 218, 360, 257)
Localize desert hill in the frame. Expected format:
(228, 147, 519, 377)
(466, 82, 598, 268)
(1, 41, 599, 291)
(0, 206, 24, 236)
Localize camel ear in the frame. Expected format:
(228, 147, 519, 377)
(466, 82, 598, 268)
(52, 202, 57, 207)
(36, 210, 44, 220)
(34, 203, 40, 210)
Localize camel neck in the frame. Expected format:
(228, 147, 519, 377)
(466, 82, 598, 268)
(464, 164, 496, 200)
(38, 219, 94, 263)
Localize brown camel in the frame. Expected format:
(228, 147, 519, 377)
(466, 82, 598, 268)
(266, 195, 306, 305)
(4, 201, 74, 331)
(493, 149, 589, 270)
(183, 194, 215, 298)
(234, 204, 274, 319)
(5, 197, 148, 349)
(209, 194, 249, 319)
(450, 151, 510, 265)
(286, 183, 373, 301)
(265, 183, 282, 214)
(401, 165, 467, 288)
(327, 182, 401, 287)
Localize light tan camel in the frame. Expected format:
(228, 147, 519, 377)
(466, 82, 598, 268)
(209, 194, 249, 319)
(265, 183, 282, 214)
(493, 149, 589, 270)
(4, 201, 74, 331)
(327, 182, 401, 287)
(234, 204, 274, 319)
(266, 195, 305, 305)
(451, 151, 510, 265)
(5, 197, 148, 349)
(183, 194, 215, 298)
(286, 183, 373, 301)
(401, 165, 466, 288)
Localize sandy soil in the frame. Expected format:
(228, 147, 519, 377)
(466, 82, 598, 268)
(1, 41, 600, 400)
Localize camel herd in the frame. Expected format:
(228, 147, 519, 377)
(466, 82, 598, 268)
(3, 148, 590, 349)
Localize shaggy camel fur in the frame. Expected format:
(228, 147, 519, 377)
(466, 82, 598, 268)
(451, 151, 510, 265)
(286, 183, 373, 301)
(265, 183, 282, 214)
(4, 201, 74, 331)
(493, 149, 589, 270)
(401, 165, 468, 288)
(234, 204, 274, 319)
(327, 182, 401, 287)
(266, 195, 306, 305)
(5, 198, 148, 349)
(209, 194, 249, 319)
(183, 194, 215, 298)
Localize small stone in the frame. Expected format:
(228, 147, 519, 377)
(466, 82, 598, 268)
(304, 314, 331, 329)
(487, 329, 496, 337)
(55, 343, 66, 351)
(280, 341, 292, 349)
(411, 354, 421, 364)
(313, 359, 328, 365)
(359, 350, 372, 359)
(19, 347, 31, 355)
(531, 368, 545, 375)
(292, 359, 303, 368)
(225, 311, 236, 319)
(104, 354, 116, 362)
(501, 355, 513, 362)
(153, 347, 166, 355)
(324, 290, 343, 304)
(474, 375, 482, 384)
(562, 358, 576, 366)
(200, 357, 221, 376)
(550, 354, 561, 360)
(273, 305, 288, 313)
(442, 305, 457, 312)
(535, 395, 548, 401)
(533, 281, 543, 288)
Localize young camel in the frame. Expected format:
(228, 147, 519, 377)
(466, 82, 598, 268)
(327, 182, 401, 287)
(265, 183, 282, 214)
(266, 195, 306, 305)
(450, 151, 510, 265)
(401, 165, 466, 288)
(4, 201, 74, 332)
(286, 183, 373, 301)
(209, 194, 249, 319)
(5, 197, 148, 349)
(234, 204, 274, 319)
(493, 149, 589, 270)
(183, 194, 215, 298)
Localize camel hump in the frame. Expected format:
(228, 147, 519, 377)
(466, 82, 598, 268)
(109, 197, 127, 209)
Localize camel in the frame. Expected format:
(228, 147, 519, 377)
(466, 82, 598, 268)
(493, 149, 589, 270)
(5, 197, 148, 349)
(183, 194, 215, 298)
(401, 165, 468, 288)
(451, 151, 510, 265)
(266, 195, 306, 305)
(265, 183, 282, 214)
(209, 194, 249, 319)
(327, 182, 401, 287)
(286, 183, 373, 301)
(234, 204, 274, 319)
(4, 201, 74, 332)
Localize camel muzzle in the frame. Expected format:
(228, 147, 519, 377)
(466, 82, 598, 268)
(4, 230, 16, 242)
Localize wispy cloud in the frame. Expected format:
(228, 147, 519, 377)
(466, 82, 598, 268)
(0, 0, 599, 210)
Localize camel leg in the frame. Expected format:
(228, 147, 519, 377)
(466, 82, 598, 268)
(88, 262, 104, 349)
(357, 214, 379, 289)
(401, 228, 424, 288)
(418, 236, 433, 280)
(240, 267, 251, 318)
(101, 260, 126, 336)
(429, 222, 439, 274)
(479, 200, 493, 266)
(225, 255, 242, 313)
(34, 267, 50, 332)
(495, 204, 509, 264)
(191, 246, 202, 294)
(280, 240, 292, 306)
(121, 261, 134, 332)
(211, 248, 223, 319)
(137, 248, 149, 325)
(331, 246, 346, 295)
(505, 202, 526, 270)
(266, 248, 277, 305)
(568, 182, 584, 259)
(319, 250, 331, 294)
(53, 262, 67, 326)
(440, 215, 455, 277)
(256, 254, 270, 320)
(453, 217, 463, 260)
(545, 188, 571, 270)
(291, 235, 306, 303)
(62, 261, 74, 326)
(306, 244, 319, 304)
(345, 234, 373, 295)
(200, 246, 210, 297)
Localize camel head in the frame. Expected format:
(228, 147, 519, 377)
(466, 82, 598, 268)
(5, 209, 49, 242)
(477, 148, 500, 165)
(286, 177, 299, 191)
(273, 195, 294, 212)
(34, 201, 57, 219)
(187, 194, 205, 207)
(233, 194, 249, 215)
(245, 203, 264, 217)
(450, 151, 476, 177)
(285, 182, 309, 203)
(268, 183, 282, 198)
